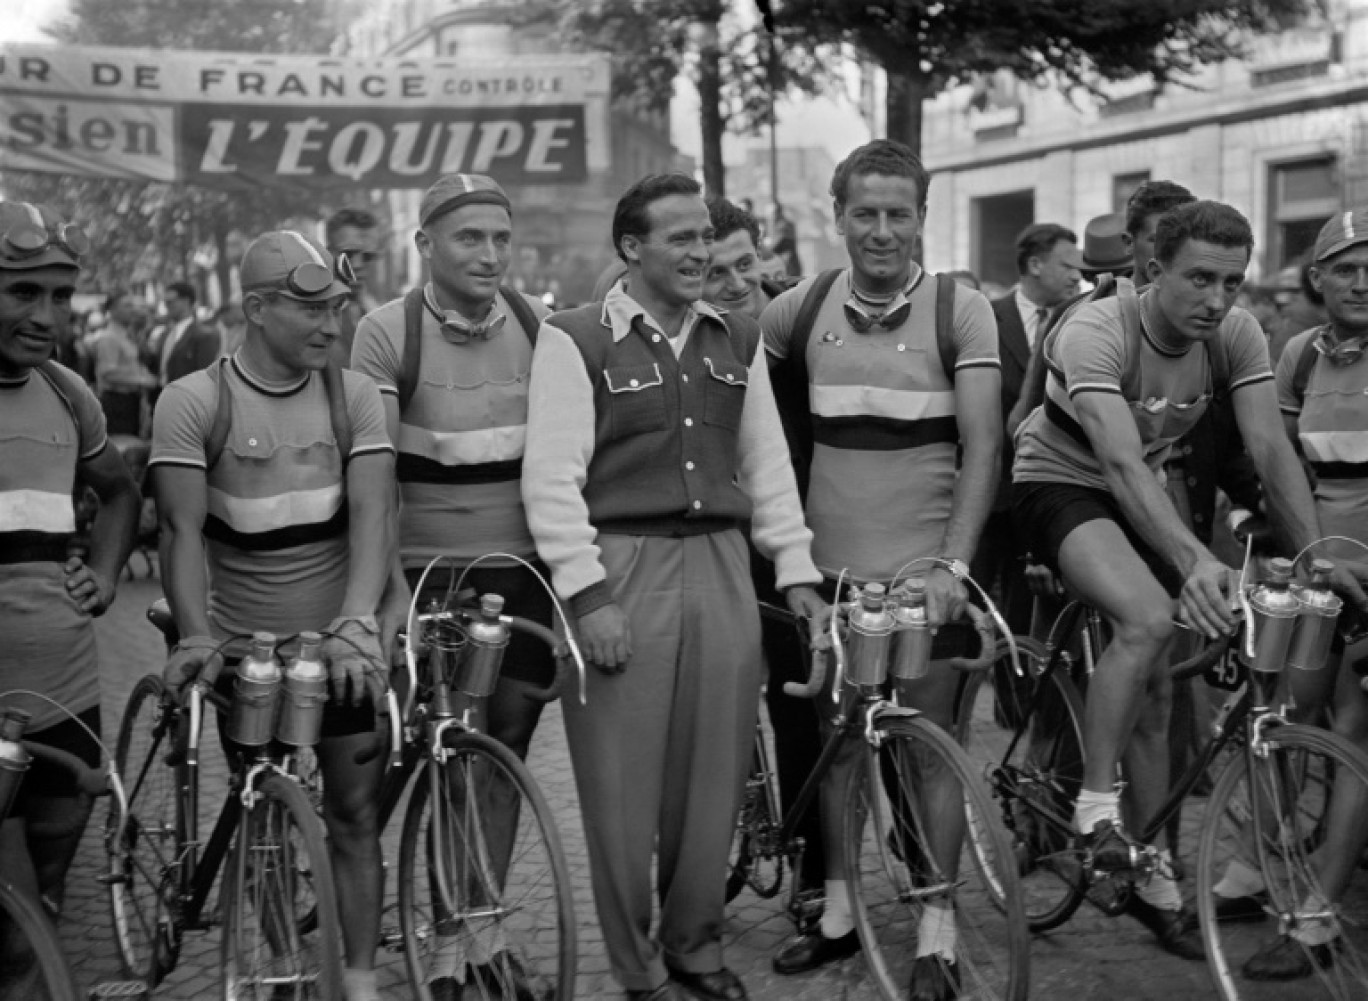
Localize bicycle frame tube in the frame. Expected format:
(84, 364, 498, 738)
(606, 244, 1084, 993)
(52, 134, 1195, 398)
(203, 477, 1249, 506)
(775, 687, 877, 852)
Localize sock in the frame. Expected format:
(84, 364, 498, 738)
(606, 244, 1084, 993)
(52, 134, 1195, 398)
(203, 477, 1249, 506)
(342, 968, 380, 1001)
(1213, 857, 1265, 899)
(1074, 789, 1121, 835)
(914, 902, 957, 961)
(1135, 850, 1182, 910)
(820, 879, 854, 939)
(1291, 892, 1338, 947)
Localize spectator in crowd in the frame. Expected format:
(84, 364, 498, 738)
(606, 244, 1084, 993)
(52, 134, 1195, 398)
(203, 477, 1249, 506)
(326, 207, 386, 363)
(87, 290, 155, 435)
(977, 223, 1081, 634)
(215, 301, 246, 357)
(146, 281, 218, 387)
(770, 203, 802, 277)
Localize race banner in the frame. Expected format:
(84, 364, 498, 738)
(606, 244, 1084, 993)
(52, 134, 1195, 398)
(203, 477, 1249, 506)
(0, 44, 610, 191)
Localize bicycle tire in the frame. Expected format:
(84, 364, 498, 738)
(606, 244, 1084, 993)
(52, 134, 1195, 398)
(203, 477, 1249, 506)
(106, 673, 182, 986)
(1197, 723, 1368, 1001)
(0, 877, 81, 1001)
(398, 731, 575, 1001)
(221, 771, 342, 1001)
(725, 741, 783, 903)
(845, 712, 1029, 1001)
(955, 637, 1089, 932)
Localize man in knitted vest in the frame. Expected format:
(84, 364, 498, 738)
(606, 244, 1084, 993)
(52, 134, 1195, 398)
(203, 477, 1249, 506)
(521, 173, 827, 1001)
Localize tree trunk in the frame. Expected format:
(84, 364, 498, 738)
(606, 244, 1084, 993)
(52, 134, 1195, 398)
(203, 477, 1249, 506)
(214, 225, 232, 311)
(697, 22, 725, 198)
(885, 71, 929, 157)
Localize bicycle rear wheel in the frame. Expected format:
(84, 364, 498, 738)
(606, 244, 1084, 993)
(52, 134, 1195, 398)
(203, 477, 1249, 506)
(845, 713, 1029, 1001)
(1197, 723, 1368, 1001)
(221, 771, 342, 1000)
(0, 878, 80, 1001)
(955, 637, 1088, 932)
(106, 673, 182, 986)
(398, 731, 574, 1001)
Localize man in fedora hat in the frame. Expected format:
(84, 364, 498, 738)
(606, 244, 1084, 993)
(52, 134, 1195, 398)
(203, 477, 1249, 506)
(1078, 212, 1134, 281)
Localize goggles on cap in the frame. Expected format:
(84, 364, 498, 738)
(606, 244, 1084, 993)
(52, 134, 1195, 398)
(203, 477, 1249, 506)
(1, 219, 90, 263)
(253, 257, 349, 298)
(334, 252, 358, 287)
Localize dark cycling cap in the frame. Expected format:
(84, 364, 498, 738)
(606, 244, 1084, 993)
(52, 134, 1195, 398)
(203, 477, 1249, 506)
(419, 173, 511, 228)
(0, 201, 88, 271)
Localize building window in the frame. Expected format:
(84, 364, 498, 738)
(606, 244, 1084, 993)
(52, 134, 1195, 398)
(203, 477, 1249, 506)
(1268, 157, 1338, 270)
(1112, 172, 1150, 214)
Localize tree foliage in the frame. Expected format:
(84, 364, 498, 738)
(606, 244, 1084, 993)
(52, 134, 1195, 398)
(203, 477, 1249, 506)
(771, 0, 1319, 151)
(0, 0, 348, 295)
(561, 0, 833, 195)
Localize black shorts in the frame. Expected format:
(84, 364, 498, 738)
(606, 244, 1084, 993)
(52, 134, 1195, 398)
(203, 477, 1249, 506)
(12, 706, 101, 815)
(1012, 480, 1183, 598)
(405, 560, 557, 688)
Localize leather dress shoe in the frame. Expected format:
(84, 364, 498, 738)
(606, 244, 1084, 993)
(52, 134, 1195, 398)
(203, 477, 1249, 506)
(907, 955, 959, 1001)
(1212, 892, 1268, 923)
(668, 966, 747, 1001)
(1123, 896, 1204, 960)
(1243, 933, 1337, 981)
(627, 984, 688, 1001)
(772, 928, 861, 974)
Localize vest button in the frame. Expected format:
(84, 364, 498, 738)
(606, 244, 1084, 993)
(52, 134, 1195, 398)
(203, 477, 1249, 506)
(682, 374, 689, 382)
(652, 334, 662, 343)
(693, 500, 702, 510)
(685, 461, 695, 471)
(630, 378, 639, 387)
(684, 418, 693, 427)
(726, 373, 735, 382)
(897, 344, 906, 352)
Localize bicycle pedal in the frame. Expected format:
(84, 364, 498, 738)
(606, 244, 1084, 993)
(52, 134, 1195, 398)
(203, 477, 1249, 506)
(89, 982, 150, 998)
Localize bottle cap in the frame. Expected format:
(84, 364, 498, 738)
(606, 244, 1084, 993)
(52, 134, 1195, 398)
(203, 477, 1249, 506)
(0, 710, 30, 742)
(1310, 558, 1335, 584)
(480, 593, 506, 618)
(297, 631, 322, 656)
(1268, 558, 1294, 584)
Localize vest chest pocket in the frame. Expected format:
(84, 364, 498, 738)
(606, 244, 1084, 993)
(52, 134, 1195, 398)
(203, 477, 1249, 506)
(604, 363, 667, 440)
(702, 356, 749, 431)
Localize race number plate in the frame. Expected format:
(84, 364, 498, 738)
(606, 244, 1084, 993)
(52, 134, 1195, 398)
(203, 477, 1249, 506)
(1203, 643, 1246, 692)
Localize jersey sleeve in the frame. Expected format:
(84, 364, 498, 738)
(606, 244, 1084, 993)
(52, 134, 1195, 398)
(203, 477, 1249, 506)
(349, 308, 402, 396)
(951, 285, 1000, 370)
(1274, 328, 1317, 416)
(759, 282, 808, 362)
(1221, 307, 1274, 393)
(148, 378, 213, 470)
(65, 371, 109, 460)
(1050, 303, 1126, 398)
(343, 372, 395, 459)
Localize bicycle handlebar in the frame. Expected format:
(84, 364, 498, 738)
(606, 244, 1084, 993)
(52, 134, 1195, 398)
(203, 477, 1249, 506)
(1170, 636, 1229, 682)
(782, 603, 997, 700)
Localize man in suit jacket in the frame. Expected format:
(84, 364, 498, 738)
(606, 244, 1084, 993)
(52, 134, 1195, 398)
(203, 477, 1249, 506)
(974, 223, 1081, 633)
(152, 281, 220, 385)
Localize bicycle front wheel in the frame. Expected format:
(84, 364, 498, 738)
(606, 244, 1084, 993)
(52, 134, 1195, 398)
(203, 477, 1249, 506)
(955, 637, 1088, 932)
(1197, 723, 1368, 1001)
(398, 731, 575, 1001)
(221, 771, 342, 1001)
(107, 673, 182, 986)
(845, 713, 1029, 1001)
(0, 878, 80, 1001)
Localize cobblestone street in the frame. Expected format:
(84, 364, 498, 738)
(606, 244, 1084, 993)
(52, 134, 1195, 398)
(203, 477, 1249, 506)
(51, 576, 1327, 1000)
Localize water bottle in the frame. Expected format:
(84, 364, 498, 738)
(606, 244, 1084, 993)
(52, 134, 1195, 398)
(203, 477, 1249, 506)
(458, 595, 510, 698)
(277, 632, 328, 747)
(1241, 558, 1301, 675)
(227, 632, 282, 746)
(1287, 559, 1344, 673)
(0, 710, 32, 821)
(846, 583, 895, 687)
(889, 579, 933, 681)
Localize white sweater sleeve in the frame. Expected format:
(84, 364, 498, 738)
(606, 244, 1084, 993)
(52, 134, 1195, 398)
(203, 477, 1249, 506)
(736, 343, 821, 589)
(520, 323, 608, 612)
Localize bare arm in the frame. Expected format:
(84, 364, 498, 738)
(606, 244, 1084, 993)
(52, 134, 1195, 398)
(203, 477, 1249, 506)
(67, 445, 140, 615)
(155, 465, 214, 639)
(339, 450, 395, 619)
(927, 367, 1001, 625)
